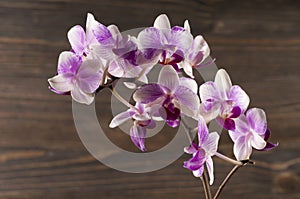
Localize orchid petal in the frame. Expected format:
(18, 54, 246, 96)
(109, 110, 134, 128)
(68, 25, 86, 55)
(206, 156, 215, 185)
(203, 132, 220, 156)
(233, 135, 252, 161)
(57, 51, 82, 74)
(199, 81, 220, 106)
(48, 74, 74, 92)
(77, 60, 103, 93)
(138, 27, 163, 50)
(246, 108, 267, 135)
(168, 26, 193, 52)
(251, 133, 266, 150)
(216, 117, 235, 130)
(183, 150, 206, 171)
(71, 86, 94, 105)
(154, 14, 171, 29)
(215, 69, 232, 99)
(92, 21, 113, 45)
(133, 83, 165, 104)
(158, 65, 179, 91)
(130, 124, 146, 151)
(179, 77, 198, 94)
(193, 35, 210, 60)
(184, 20, 191, 33)
(86, 13, 97, 45)
(184, 143, 198, 154)
(174, 85, 200, 111)
(192, 165, 204, 177)
(197, 116, 208, 146)
(229, 85, 250, 113)
(199, 103, 221, 123)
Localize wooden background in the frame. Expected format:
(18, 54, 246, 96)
(0, 0, 299, 198)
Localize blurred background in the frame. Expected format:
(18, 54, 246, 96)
(0, 0, 299, 198)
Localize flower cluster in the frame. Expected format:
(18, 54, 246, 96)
(48, 13, 278, 190)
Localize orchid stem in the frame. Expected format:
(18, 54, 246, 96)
(110, 89, 139, 112)
(203, 166, 212, 199)
(215, 152, 243, 166)
(213, 165, 240, 199)
(200, 176, 210, 199)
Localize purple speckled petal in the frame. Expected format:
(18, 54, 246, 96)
(174, 85, 200, 111)
(233, 135, 252, 161)
(197, 117, 209, 147)
(203, 132, 220, 156)
(57, 51, 82, 74)
(71, 86, 94, 105)
(130, 124, 147, 152)
(246, 108, 267, 136)
(199, 81, 220, 108)
(183, 150, 206, 171)
(133, 83, 165, 104)
(229, 85, 250, 113)
(77, 60, 103, 93)
(167, 26, 193, 52)
(179, 77, 198, 94)
(68, 25, 86, 56)
(138, 27, 164, 50)
(92, 21, 114, 45)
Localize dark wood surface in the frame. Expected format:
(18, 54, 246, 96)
(0, 0, 299, 198)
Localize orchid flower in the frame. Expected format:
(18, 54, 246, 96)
(184, 116, 220, 185)
(137, 14, 193, 71)
(199, 69, 250, 130)
(179, 35, 210, 78)
(133, 65, 199, 127)
(67, 13, 102, 59)
(109, 103, 157, 151)
(48, 51, 103, 105)
(229, 108, 278, 161)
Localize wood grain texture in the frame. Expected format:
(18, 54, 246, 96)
(0, 0, 299, 198)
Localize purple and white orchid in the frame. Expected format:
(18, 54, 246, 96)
(229, 108, 278, 160)
(137, 14, 193, 71)
(109, 103, 157, 151)
(179, 35, 210, 78)
(199, 69, 250, 130)
(48, 13, 278, 198)
(48, 51, 103, 105)
(133, 65, 199, 127)
(184, 116, 220, 185)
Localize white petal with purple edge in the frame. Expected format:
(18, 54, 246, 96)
(48, 74, 74, 92)
(158, 65, 180, 92)
(193, 35, 210, 59)
(215, 69, 232, 99)
(192, 166, 204, 177)
(168, 27, 193, 52)
(109, 110, 134, 128)
(68, 25, 86, 55)
(154, 14, 171, 29)
(229, 85, 250, 112)
(246, 108, 267, 135)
